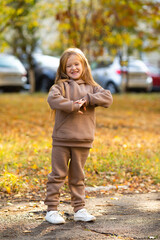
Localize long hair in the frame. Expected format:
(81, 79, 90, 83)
(49, 48, 97, 117)
(55, 48, 98, 89)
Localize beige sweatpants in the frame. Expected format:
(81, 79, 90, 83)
(44, 146, 90, 213)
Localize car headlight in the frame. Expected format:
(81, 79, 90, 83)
(22, 76, 27, 82)
(147, 76, 152, 84)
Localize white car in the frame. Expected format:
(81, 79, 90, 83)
(0, 54, 27, 92)
(91, 57, 153, 94)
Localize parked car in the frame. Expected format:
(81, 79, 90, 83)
(91, 57, 153, 94)
(23, 53, 60, 92)
(0, 54, 27, 92)
(147, 65, 160, 91)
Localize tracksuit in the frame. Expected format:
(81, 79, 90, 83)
(44, 79, 113, 212)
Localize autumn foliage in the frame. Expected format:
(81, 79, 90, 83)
(0, 93, 160, 201)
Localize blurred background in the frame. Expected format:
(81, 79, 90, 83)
(0, 0, 160, 93)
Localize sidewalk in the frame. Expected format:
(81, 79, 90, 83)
(0, 192, 160, 240)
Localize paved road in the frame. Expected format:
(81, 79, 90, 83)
(0, 192, 160, 240)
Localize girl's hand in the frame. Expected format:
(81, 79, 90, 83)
(74, 99, 86, 114)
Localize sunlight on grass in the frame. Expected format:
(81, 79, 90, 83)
(0, 93, 160, 194)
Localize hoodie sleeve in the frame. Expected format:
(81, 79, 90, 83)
(83, 86, 113, 108)
(47, 85, 80, 113)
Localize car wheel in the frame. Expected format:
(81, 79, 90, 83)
(106, 82, 117, 94)
(146, 86, 152, 93)
(40, 77, 49, 92)
(3, 86, 22, 92)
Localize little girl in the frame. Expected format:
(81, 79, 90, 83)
(44, 48, 113, 224)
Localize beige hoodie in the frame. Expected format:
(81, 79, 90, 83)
(47, 79, 113, 148)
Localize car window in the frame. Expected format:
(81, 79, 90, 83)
(128, 64, 142, 71)
(0, 55, 24, 71)
(34, 54, 60, 68)
(148, 66, 160, 75)
(128, 60, 148, 72)
(91, 60, 112, 70)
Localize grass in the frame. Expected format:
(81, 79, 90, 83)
(0, 92, 160, 196)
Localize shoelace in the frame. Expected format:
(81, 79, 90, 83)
(49, 211, 60, 217)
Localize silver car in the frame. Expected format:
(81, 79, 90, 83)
(0, 54, 27, 92)
(91, 57, 153, 94)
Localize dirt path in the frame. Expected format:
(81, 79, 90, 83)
(0, 192, 160, 240)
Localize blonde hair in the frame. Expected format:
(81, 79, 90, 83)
(55, 48, 98, 88)
(49, 48, 98, 117)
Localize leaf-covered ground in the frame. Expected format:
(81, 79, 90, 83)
(0, 93, 160, 203)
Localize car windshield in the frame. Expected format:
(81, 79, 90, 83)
(91, 60, 112, 70)
(128, 60, 148, 72)
(148, 65, 160, 75)
(0, 55, 24, 71)
(34, 54, 60, 68)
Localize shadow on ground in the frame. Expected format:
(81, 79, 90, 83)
(0, 193, 160, 240)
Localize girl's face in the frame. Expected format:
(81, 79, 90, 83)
(66, 54, 83, 80)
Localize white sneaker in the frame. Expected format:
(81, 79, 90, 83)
(74, 208, 96, 222)
(45, 211, 65, 224)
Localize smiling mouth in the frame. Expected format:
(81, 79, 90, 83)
(71, 71, 79, 74)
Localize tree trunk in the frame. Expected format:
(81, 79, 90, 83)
(29, 68, 35, 93)
(122, 44, 129, 91)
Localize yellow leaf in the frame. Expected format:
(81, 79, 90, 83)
(113, 136, 122, 142)
(86, 195, 90, 198)
(6, 186, 11, 194)
(17, 8, 23, 16)
(32, 164, 38, 169)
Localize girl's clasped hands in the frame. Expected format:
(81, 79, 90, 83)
(74, 99, 86, 114)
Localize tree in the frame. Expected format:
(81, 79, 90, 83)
(0, 0, 47, 93)
(1, 0, 159, 92)
(51, 0, 160, 60)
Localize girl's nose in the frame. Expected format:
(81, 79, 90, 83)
(71, 65, 76, 70)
